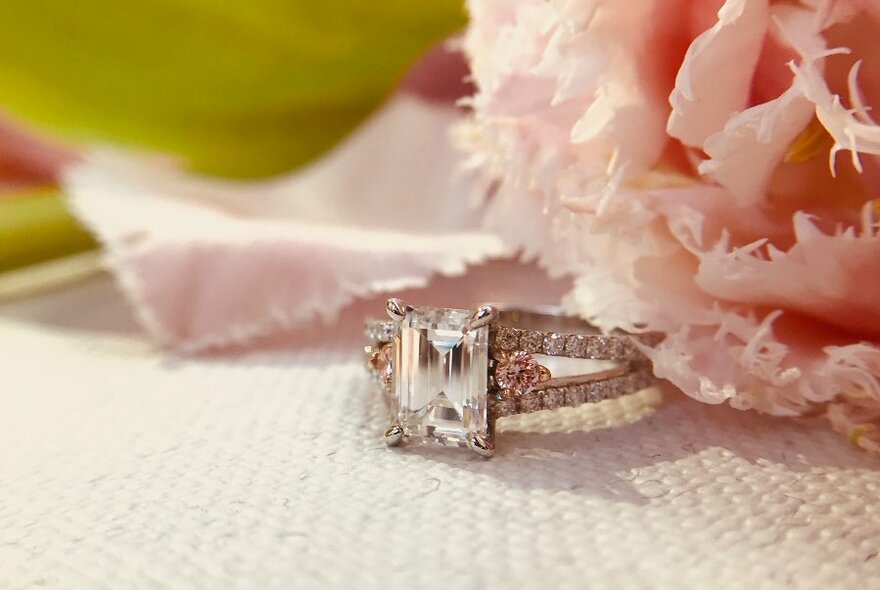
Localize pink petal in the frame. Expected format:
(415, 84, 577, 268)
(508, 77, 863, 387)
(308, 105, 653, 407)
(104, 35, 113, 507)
(695, 4, 821, 205)
(781, 4, 880, 173)
(646, 308, 880, 416)
(667, 0, 771, 148)
(699, 86, 816, 204)
(694, 206, 880, 336)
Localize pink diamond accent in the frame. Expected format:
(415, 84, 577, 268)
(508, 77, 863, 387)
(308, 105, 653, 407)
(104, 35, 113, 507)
(369, 343, 393, 385)
(495, 351, 541, 394)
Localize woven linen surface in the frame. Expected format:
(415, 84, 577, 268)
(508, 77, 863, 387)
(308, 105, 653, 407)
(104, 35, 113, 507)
(2, 277, 880, 590)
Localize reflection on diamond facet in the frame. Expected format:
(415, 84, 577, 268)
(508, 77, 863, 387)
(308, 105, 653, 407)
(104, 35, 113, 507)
(392, 306, 489, 448)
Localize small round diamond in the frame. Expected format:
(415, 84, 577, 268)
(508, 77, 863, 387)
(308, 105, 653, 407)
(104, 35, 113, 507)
(543, 387, 565, 409)
(495, 351, 541, 394)
(369, 343, 393, 385)
(544, 333, 565, 355)
(494, 327, 519, 351)
(520, 332, 544, 353)
(564, 335, 588, 357)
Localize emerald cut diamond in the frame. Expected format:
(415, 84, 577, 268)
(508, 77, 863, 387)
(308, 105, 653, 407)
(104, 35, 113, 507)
(391, 305, 490, 449)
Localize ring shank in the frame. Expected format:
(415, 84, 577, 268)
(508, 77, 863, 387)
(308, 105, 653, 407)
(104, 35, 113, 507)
(364, 305, 661, 421)
(488, 305, 660, 417)
(490, 364, 657, 419)
(491, 307, 659, 362)
(495, 306, 602, 333)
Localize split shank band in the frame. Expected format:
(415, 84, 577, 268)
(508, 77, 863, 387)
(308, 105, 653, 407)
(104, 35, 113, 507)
(365, 300, 660, 457)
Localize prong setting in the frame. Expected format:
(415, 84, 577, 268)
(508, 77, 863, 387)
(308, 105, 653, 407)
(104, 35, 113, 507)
(469, 304, 498, 330)
(386, 298, 410, 322)
(467, 432, 494, 458)
(384, 424, 405, 446)
(387, 305, 491, 451)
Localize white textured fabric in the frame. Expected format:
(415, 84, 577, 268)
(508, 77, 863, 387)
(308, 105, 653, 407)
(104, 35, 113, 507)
(2, 275, 880, 590)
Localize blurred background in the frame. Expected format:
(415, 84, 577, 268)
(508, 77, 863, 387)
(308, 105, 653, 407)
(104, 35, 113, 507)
(0, 0, 467, 277)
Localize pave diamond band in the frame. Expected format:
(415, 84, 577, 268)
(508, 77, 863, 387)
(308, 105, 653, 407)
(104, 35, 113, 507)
(366, 308, 660, 362)
(490, 365, 657, 418)
(365, 300, 661, 457)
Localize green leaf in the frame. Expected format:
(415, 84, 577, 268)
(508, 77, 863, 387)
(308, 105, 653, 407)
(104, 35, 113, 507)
(0, 1, 466, 178)
(0, 189, 97, 272)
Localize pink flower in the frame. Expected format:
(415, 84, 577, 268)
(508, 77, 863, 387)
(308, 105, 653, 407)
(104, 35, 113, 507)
(460, 0, 880, 451)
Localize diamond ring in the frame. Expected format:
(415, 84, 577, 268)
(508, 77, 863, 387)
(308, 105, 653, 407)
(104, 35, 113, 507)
(365, 299, 661, 457)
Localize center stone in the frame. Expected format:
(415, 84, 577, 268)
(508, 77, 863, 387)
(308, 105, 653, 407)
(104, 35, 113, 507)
(392, 306, 489, 448)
